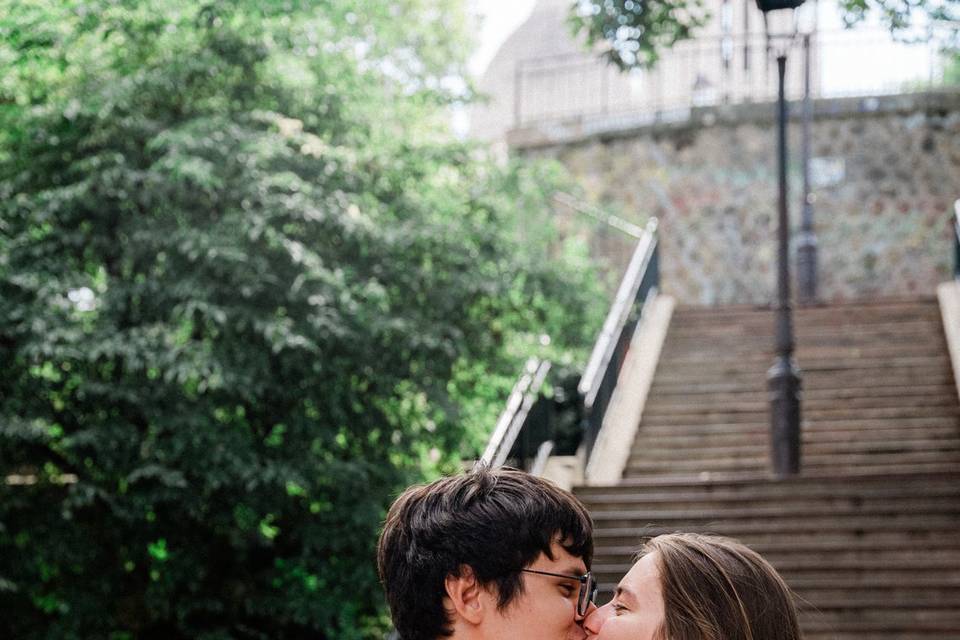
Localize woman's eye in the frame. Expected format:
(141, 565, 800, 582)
(613, 604, 629, 615)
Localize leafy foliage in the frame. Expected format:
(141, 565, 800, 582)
(836, 0, 959, 49)
(570, 0, 710, 69)
(946, 52, 960, 83)
(0, 1, 605, 638)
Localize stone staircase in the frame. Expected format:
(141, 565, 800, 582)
(574, 297, 960, 640)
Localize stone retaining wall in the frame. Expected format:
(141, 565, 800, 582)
(514, 91, 960, 305)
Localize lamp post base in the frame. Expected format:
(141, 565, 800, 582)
(796, 228, 818, 305)
(768, 356, 802, 478)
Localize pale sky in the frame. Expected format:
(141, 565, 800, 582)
(468, 0, 536, 77)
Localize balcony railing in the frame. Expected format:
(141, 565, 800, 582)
(513, 29, 950, 128)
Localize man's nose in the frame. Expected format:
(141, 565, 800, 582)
(582, 602, 614, 635)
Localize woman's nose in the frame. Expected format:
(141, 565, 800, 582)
(583, 602, 614, 634)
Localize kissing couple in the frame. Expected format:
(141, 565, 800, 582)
(378, 466, 801, 640)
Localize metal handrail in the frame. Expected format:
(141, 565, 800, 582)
(528, 440, 555, 476)
(479, 217, 660, 473)
(578, 219, 660, 462)
(953, 199, 959, 280)
(579, 218, 659, 406)
(552, 193, 645, 239)
(480, 358, 552, 468)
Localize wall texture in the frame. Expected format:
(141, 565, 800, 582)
(514, 91, 960, 305)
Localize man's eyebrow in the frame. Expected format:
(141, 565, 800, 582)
(559, 564, 588, 577)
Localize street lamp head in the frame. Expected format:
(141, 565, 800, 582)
(755, 0, 805, 12)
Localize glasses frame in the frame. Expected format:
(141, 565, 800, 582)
(520, 568, 598, 616)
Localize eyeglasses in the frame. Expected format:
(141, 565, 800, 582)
(520, 568, 598, 616)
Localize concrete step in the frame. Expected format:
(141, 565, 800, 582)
(591, 590, 960, 617)
(803, 632, 960, 640)
(592, 526, 960, 550)
(648, 382, 959, 402)
(591, 543, 960, 566)
(662, 323, 947, 344)
(580, 467, 960, 488)
(643, 394, 960, 414)
(581, 465, 958, 487)
(628, 439, 960, 461)
(670, 307, 944, 323)
(594, 567, 960, 586)
(623, 451, 960, 475)
(594, 516, 958, 549)
(589, 510, 960, 536)
(654, 355, 951, 375)
(792, 590, 960, 610)
(634, 416, 960, 436)
(592, 548, 960, 571)
(671, 297, 940, 319)
(670, 309, 945, 324)
(803, 609, 960, 631)
(667, 319, 946, 338)
(622, 460, 960, 479)
(593, 568, 960, 590)
(636, 405, 960, 425)
(588, 498, 960, 526)
(798, 608, 960, 632)
(667, 315, 945, 332)
(651, 369, 957, 390)
(660, 344, 950, 364)
(629, 429, 960, 451)
(582, 485, 960, 513)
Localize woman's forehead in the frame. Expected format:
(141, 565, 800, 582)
(618, 552, 661, 602)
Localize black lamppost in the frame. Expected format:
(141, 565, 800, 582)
(796, 33, 818, 304)
(756, 0, 805, 478)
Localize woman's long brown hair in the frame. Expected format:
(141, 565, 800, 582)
(641, 533, 803, 640)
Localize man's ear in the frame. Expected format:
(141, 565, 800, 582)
(444, 565, 485, 625)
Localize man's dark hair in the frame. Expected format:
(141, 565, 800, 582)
(377, 466, 594, 640)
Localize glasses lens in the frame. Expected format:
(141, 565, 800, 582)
(578, 574, 597, 616)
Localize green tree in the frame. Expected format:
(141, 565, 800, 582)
(571, 0, 960, 69)
(0, 1, 605, 638)
(944, 52, 960, 84)
(570, 0, 710, 69)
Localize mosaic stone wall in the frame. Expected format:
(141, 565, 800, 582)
(515, 91, 960, 305)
